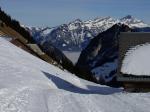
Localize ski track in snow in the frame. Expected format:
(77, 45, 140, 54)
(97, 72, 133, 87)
(0, 37, 150, 112)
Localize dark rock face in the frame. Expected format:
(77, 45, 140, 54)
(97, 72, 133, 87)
(76, 24, 131, 85)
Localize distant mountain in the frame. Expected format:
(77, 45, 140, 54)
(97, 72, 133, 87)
(120, 15, 149, 28)
(26, 15, 150, 51)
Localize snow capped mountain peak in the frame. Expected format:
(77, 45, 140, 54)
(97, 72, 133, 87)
(121, 15, 133, 20)
(42, 27, 55, 35)
(85, 16, 116, 25)
(120, 15, 142, 23)
(68, 19, 83, 30)
(93, 16, 111, 20)
(70, 19, 83, 24)
(83, 16, 117, 33)
(120, 15, 149, 28)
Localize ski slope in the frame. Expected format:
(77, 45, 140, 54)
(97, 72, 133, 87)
(0, 36, 150, 112)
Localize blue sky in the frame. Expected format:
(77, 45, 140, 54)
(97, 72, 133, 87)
(0, 0, 150, 27)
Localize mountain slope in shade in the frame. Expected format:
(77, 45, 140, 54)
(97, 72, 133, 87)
(1, 36, 150, 112)
(76, 24, 131, 85)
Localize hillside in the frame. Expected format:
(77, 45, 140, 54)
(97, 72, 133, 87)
(1, 36, 150, 112)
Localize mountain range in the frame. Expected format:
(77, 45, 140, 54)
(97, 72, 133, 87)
(26, 15, 149, 52)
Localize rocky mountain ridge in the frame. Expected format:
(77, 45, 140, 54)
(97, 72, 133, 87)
(26, 15, 149, 51)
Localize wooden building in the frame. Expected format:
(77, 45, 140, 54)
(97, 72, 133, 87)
(117, 32, 150, 92)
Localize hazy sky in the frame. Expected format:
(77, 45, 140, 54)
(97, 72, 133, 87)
(0, 0, 150, 27)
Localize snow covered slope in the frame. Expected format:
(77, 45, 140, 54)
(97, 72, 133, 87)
(1, 36, 150, 112)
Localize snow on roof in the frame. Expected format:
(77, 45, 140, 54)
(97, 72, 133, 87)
(121, 43, 150, 76)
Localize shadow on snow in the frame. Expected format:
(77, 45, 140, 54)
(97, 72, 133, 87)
(43, 71, 122, 95)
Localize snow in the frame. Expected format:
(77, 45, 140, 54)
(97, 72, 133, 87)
(43, 28, 54, 35)
(68, 24, 78, 30)
(123, 22, 149, 28)
(120, 15, 149, 28)
(62, 43, 66, 47)
(121, 43, 150, 76)
(92, 59, 117, 82)
(68, 19, 83, 30)
(1, 36, 12, 41)
(1, 36, 150, 112)
(84, 17, 117, 30)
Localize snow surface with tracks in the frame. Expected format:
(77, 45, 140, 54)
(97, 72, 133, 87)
(0, 36, 150, 112)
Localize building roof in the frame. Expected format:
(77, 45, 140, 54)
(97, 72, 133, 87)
(118, 32, 150, 81)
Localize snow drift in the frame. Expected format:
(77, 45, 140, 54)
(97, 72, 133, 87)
(0, 36, 150, 112)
